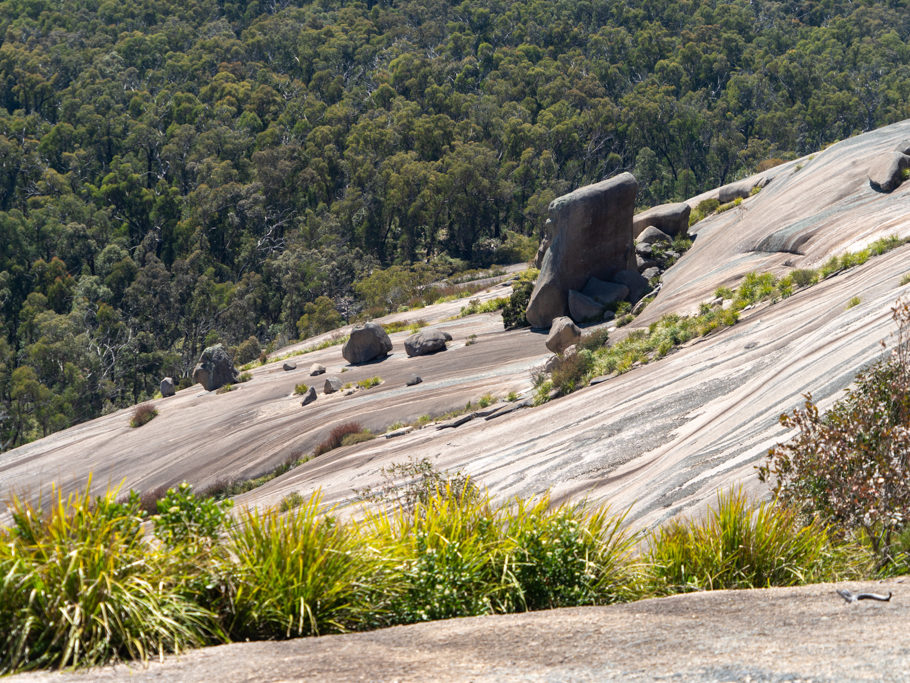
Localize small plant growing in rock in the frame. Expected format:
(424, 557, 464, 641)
(477, 393, 494, 408)
(130, 403, 158, 428)
(258, 351, 268, 365)
(278, 491, 305, 512)
(846, 296, 861, 309)
(238, 371, 252, 382)
(901, 273, 910, 286)
(216, 384, 235, 394)
(465, 333, 478, 346)
(357, 376, 382, 389)
(293, 383, 309, 395)
(506, 391, 519, 402)
(314, 422, 368, 456)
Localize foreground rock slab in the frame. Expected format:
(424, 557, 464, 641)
(19, 579, 910, 682)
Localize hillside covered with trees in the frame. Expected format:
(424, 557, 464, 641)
(0, 0, 908, 449)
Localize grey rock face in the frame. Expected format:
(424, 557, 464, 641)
(342, 322, 392, 364)
(405, 329, 449, 357)
(192, 344, 240, 391)
(323, 376, 343, 394)
(545, 316, 582, 354)
(526, 173, 638, 328)
(895, 139, 910, 156)
(581, 277, 629, 306)
(160, 377, 175, 398)
(636, 225, 673, 245)
(868, 151, 910, 193)
(632, 202, 691, 238)
(568, 289, 605, 323)
(405, 374, 423, 386)
(718, 177, 760, 203)
(612, 269, 650, 303)
(641, 266, 661, 281)
(636, 254, 657, 272)
(308, 363, 325, 375)
(300, 386, 317, 406)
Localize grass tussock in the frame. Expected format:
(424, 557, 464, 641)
(356, 376, 382, 389)
(129, 403, 158, 428)
(314, 422, 370, 456)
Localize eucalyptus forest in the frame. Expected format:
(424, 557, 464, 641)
(0, 0, 908, 448)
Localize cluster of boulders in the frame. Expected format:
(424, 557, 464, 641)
(527, 173, 693, 328)
(340, 321, 453, 364)
(869, 139, 910, 193)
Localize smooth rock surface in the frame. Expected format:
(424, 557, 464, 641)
(526, 173, 637, 328)
(342, 322, 392, 364)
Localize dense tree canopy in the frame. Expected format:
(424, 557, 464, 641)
(1, 0, 908, 448)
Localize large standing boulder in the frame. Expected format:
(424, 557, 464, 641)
(868, 151, 910, 193)
(545, 316, 582, 354)
(192, 344, 239, 391)
(526, 173, 638, 328)
(342, 322, 392, 364)
(404, 329, 451, 357)
(159, 377, 175, 398)
(612, 270, 650, 303)
(632, 202, 691, 239)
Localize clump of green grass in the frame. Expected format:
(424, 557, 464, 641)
(846, 296, 861, 309)
(129, 403, 158, 428)
(216, 384, 235, 394)
(465, 333, 478, 346)
(901, 273, 910, 286)
(382, 319, 427, 334)
(293, 383, 309, 395)
(647, 488, 861, 593)
(689, 198, 720, 226)
(459, 296, 509, 317)
(0, 484, 221, 673)
(278, 491, 305, 513)
(238, 371, 252, 383)
(356, 376, 382, 389)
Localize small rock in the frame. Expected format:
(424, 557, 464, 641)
(568, 289, 605, 323)
(544, 354, 561, 373)
(636, 254, 657, 272)
(323, 376, 343, 394)
(283, 361, 297, 371)
(868, 151, 910, 193)
(343, 388, 356, 396)
(545, 317, 581, 354)
(711, 297, 724, 307)
(159, 377, 175, 398)
(636, 225, 673, 245)
(385, 426, 414, 439)
(563, 344, 578, 359)
(405, 374, 423, 386)
(484, 399, 532, 421)
(308, 363, 324, 375)
(641, 267, 661, 281)
(300, 386, 317, 406)
(635, 242, 653, 256)
(404, 328, 450, 357)
(472, 404, 504, 419)
(588, 375, 611, 386)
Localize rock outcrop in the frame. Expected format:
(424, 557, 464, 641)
(868, 151, 910, 193)
(192, 344, 239, 391)
(159, 377, 175, 397)
(632, 202, 690, 239)
(545, 316, 581, 354)
(404, 329, 451, 357)
(526, 173, 638, 328)
(342, 322, 392, 364)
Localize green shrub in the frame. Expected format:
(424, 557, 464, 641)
(759, 300, 910, 569)
(551, 349, 594, 394)
(297, 296, 344, 339)
(0, 485, 220, 673)
(502, 279, 533, 329)
(459, 296, 509, 317)
(278, 491, 305, 513)
(232, 336, 261, 365)
(238, 371, 252, 382)
(152, 482, 233, 548)
(790, 268, 818, 288)
(689, 198, 719, 226)
(293, 383, 309, 395)
(846, 296, 861, 309)
(648, 488, 851, 593)
(129, 403, 157, 428)
(341, 431, 376, 447)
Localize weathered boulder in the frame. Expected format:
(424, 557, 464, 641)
(192, 344, 240, 391)
(581, 277, 629, 306)
(612, 270, 650, 303)
(300, 386, 317, 406)
(718, 177, 760, 203)
(636, 225, 673, 245)
(632, 202, 691, 238)
(535, 235, 551, 269)
(282, 361, 297, 371)
(868, 151, 910, 193)
(323, 376, 343, 394)
(159, 377, 175, 398)
(641, 266, 661, 281)
(635, 242, 653, 257)
(342, 322, 392, 364)
(405, 374, 423, 386)
(526, 173, 637, 328)
(568, 290, 605, 323)
(895, 139, 910, 156)
(545, 316, 581, 354)
(404, 328, 450, 357)
(308, 363, 325, 375)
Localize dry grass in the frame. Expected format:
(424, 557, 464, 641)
(314, 422, 368, 456)
(129, 403, 158, 428)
